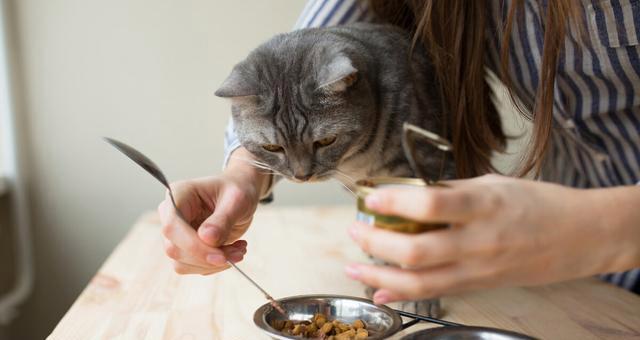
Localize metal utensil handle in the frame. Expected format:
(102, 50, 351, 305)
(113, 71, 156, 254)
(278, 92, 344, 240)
(169, 184, 288, 313)
(104, 137, 286, 315)
(226, 261, 270, 298)
(395, 309, 464, 328)
(166, 187, 281, 308)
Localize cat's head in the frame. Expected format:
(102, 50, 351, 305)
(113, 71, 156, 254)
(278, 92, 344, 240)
(215, 31, 375, 182)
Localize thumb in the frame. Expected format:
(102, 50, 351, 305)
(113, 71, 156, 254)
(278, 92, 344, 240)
(197, 187, 254, 247)
(198, 210, 233, 247)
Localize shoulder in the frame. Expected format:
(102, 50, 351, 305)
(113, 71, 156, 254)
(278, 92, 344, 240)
(294, 0, 377, 29)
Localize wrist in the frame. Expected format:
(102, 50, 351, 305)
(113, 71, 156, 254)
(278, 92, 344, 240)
(586, 186, 640, 273)
(224, 147, 272, 199)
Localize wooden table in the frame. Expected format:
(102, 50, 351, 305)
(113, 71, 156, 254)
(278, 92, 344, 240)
(48, 206, 640, 339)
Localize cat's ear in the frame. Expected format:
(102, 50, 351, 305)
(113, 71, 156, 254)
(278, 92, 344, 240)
(317, 55, 358, 93)
(215, 66, 257, 98)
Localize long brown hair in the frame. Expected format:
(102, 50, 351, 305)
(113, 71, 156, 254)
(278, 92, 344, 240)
(369, 0, 581, 178)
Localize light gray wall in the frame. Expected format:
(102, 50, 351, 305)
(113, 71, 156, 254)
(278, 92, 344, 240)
(2, 0, 528, 339)
(4, 1, 323, 339)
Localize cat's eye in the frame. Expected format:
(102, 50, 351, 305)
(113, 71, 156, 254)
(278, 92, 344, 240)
(314, 136, 337, 148)
(262, 144, 284, 153)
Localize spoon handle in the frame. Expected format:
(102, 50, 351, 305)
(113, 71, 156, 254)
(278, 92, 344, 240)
(226, 260, 286, 314)
(104, 137, 286, 314)
(165, 186, 286, 314)
(164, 186, 285, 313)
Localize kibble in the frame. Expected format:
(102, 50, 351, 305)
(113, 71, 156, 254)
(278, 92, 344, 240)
(270, 313, 367, 339)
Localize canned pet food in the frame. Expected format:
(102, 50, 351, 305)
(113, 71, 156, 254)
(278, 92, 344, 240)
(355, 177, 448, 318)
(355, 177, 448, 233)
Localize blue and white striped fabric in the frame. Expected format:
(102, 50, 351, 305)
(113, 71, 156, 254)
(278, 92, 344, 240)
(222, 0, 640, 293)
(485, 0, 640, 293)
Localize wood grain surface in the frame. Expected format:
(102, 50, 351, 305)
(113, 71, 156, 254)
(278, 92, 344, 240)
(48, 206, 640, 340)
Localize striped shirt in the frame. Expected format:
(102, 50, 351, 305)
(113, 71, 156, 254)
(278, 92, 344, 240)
(223, 0, 640, 293)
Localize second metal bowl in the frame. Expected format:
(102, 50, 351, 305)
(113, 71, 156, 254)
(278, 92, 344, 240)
(399, 326, 536, 340)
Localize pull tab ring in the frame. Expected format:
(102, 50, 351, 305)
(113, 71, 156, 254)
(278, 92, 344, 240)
(401, 122, 453, 185)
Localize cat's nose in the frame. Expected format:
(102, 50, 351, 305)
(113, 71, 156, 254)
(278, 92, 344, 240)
(293, 173, 312, 182)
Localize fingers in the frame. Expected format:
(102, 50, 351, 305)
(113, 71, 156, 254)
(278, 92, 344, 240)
(160, 200, 221, 260)
(345, 174, 551, 303)
(371, 287, 445, 305)
(197, 185, 256, 247)
(198, 213, 231, 248)
(157, 175, 261, 275)
(164, 239, 248, 275)
(350, 261, 507, 304)
(364, 185, 493, 223)
(344, 263, 466, 302)
(348, 222, 461, 268)
(163, 238, 247, 267)
(163, 180, 202, 226)
(170, 260, 232, 276)
(159, 198, 249, 275)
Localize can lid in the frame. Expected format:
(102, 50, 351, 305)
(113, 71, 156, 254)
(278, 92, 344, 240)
(355, 177, 427, 197)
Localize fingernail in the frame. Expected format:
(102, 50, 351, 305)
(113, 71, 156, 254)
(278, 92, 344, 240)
(233, 242, 248, 251)
(206, 253, 226, 266)
(365, 194, 381, 210)
(228, 248, 244, 257)
(344, 264, 361, 280)
(228, 252, 244, 263)
(373, 291, 390, 305)
(348, 225, 359, 241)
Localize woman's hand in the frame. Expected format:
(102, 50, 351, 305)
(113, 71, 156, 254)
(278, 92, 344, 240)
(345, 174, 640, 304)
(158, 148, 271, 275)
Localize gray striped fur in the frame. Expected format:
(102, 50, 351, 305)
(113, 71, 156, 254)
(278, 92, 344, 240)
(216, 23, 455, 183)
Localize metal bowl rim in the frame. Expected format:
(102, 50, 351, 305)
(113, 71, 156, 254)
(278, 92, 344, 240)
(253, 294, 403, 340)
(355, 177, 426, 197)
(399, 325, 537, 340)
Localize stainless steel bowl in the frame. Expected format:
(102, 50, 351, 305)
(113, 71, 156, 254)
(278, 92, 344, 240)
(399, 326, 536, 339)
(254, 294, 536, 340)
(253, 294, 402, 340)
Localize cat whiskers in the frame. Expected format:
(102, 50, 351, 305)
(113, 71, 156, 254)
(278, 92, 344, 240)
(331, 169, 357, 186)
(230, 156, 359, 197)
(244, 157, 272, 169)
(329, 170, 357, 197)
(229, 155, 284, 176)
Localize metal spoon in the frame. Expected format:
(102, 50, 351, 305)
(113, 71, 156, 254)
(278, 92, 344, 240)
(104, 137, 286, 315)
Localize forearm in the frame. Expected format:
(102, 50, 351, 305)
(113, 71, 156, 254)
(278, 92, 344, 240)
(589, 185, 640, 272)
(223, 147, 272, 199)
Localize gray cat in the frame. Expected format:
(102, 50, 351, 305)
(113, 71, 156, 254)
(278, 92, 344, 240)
(215, 23, 455, 185)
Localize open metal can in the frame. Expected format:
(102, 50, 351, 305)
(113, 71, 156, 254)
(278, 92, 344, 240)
(356, 177, 448, 233)
(355, 176, 448, 318)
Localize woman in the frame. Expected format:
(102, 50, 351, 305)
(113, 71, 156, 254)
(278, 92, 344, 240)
(157, 0, 640, 305)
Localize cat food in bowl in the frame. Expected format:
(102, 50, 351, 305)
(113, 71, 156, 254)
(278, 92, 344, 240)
(270, 313, 368, 339)
(254, 295, 402, 340)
